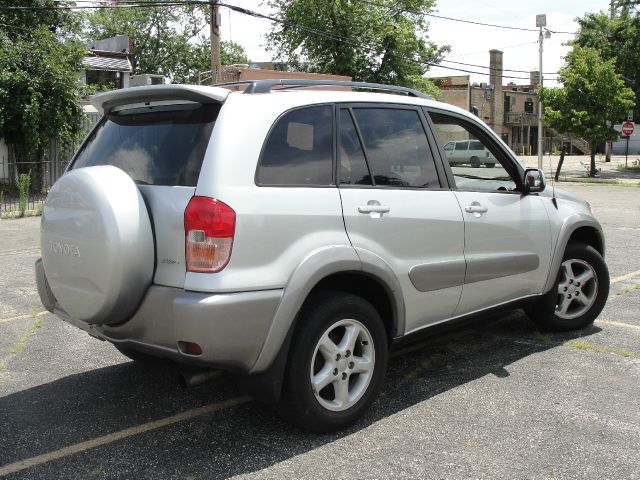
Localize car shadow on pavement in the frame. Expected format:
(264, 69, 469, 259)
(1, 310, 602, 480)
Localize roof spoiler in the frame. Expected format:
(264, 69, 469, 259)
(91, 85, 231, 115)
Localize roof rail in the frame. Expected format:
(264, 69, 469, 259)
(212, 79, 432, 99)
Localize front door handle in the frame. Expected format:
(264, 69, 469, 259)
(358, 200, 390, 218)
(464, 202, 488, 217)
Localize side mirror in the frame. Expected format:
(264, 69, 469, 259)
(523, 168, 546, 194)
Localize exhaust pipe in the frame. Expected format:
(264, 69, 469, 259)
(179, 368, 220, 388)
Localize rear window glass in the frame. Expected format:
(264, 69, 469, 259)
(256, 105, 333, 186)
(469, 140, 484, 150)
(72, 103, 220, 186)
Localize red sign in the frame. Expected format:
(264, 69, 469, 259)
(622, 121, 634, 136)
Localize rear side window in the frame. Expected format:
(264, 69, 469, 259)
(455, 141, 468, 151)
(256, 105, 333, 186)
(72, 103, 220, 186)
(351, 108, 439, 188)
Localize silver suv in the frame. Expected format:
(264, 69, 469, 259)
(36, 80, 609, 432)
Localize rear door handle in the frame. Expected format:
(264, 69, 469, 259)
(464, 202, 488, 217)
(358, 205, 390, 214)
(358, 200, 390, 218)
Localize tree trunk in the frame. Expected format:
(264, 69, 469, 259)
(589, 146, 597, 177)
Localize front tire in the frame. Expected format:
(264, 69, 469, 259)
(527, 242, 609, 331)
(280, 291, 388, 432)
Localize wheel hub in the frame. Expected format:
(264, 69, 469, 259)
(555, 258, 598, 320)
(310, 319, 374, 412)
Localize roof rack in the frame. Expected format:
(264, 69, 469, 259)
(212, 79, 432, 99)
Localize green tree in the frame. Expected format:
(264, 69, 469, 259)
(574, 9, 640, 121)
(83, 2, 250, 83)
(0, 1, 86, 190)
(539, 46, 635, 177)
(265, 0, 448, 97)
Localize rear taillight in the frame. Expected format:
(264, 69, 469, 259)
(184, 196, 235, 273)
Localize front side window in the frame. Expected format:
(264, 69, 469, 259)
(256, 105, 333, 186)
(347, 108, 440, 188)
(430, 112, 518, 192)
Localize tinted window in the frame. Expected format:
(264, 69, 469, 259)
(455, 141, 468, 151)
(352, 108, 439, 188)
(339, 109, 371, 185)
(257, 106, 333, 185)
(430, 112, 518, 192)
(73, 103, 219, 186)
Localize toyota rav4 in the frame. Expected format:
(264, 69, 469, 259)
(36, 80, 609, 432)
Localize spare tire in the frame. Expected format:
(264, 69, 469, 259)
(41, 165, 154, 325)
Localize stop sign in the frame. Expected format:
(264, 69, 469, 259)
(622, 121, 634, 136)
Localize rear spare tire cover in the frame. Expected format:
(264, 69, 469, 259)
(41, 165, 154, 325)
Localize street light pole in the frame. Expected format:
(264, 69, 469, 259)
(536, 14, 546, 170)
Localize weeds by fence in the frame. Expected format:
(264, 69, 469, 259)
(0, 192, 45, 218)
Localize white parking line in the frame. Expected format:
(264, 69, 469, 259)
(611, 269, 640, 285)
(0, 396, 251, 476)
(597, 319, 640, 331)
(0, 311, 47, 325)
(0, 247, 40, 257)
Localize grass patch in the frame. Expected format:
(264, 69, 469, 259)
(563, 339, 606, 353)
(8, 318, 44, 355)
(615, 284, 640, 296)
(558, 180, 640, 188)
(616, 163, 640, 171)
(616, 348, 634, 358)
(529, 330, 554, 344)
(0, 208, 43, 220)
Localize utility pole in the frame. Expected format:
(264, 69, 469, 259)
(210, 1, 221, 84)
(536, 14, 548, 170)
(605, 0, 616, 161)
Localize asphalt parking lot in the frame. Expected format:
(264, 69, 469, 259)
(1, 183, 639, 479)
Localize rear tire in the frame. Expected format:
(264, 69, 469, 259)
(526, 242, 609, 331)
(279, 291, 388, 433)
(486, 162, 496, 168)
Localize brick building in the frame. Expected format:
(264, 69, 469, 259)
(433, 50, 587, 155)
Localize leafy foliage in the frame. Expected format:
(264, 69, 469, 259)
(0, 1, 86, 187)
(539, 46, 635, 176)
(265, 0, 448, 96)
(17, 171, 30, 216)
(574, 9, 640, 122)
(83, 2, 250, 83)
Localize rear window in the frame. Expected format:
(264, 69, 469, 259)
(72, 103, 220, 186)
(469, 140, 484, 150)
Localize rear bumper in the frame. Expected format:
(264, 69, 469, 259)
(35, 259, 283, 373)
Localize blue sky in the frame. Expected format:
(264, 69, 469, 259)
(222, 0, 612, 87)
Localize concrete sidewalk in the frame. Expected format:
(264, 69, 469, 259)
(518, 154, 640, 185)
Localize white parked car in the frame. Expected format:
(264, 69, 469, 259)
(443, 139, 497, 167)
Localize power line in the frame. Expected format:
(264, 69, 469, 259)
(0, 0, 559, 80)
(1, 0, 576, 35)
(442, 58, 558, 75)
(354, 0, 576, 35)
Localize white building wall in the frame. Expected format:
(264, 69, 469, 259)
(0, 137, 9, 183)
